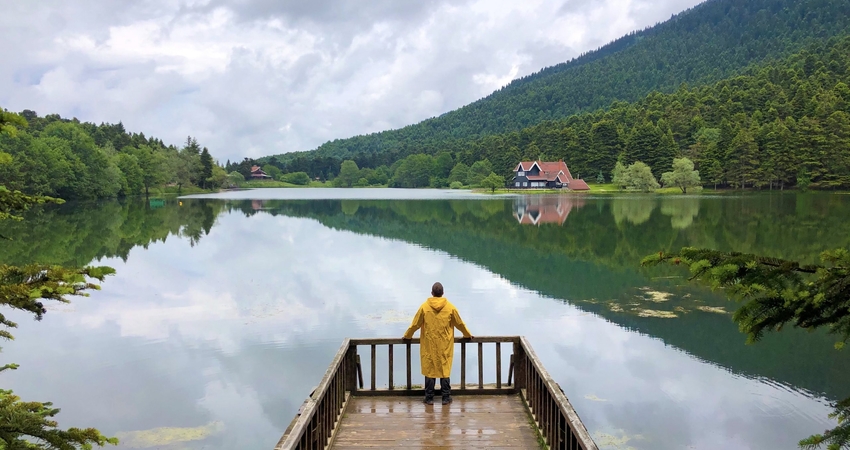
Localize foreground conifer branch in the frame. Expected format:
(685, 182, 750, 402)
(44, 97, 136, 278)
(1, 117, 118, 448)
(642, 247, 850, 449)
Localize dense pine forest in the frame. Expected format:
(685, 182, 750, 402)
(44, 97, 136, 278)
(257, 35, 850, 191)
(0, 111, 224, 199)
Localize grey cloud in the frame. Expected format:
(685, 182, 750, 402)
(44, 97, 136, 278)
(1, 0, 704, 162)
(196, 0, 463, 24)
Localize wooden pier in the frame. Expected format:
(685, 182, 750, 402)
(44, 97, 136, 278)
(275, 337, 598, 450)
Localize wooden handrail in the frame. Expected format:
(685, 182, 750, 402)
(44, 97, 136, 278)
(275, 339, 352, 450)
(276, 336, 597, 450)
(518, 336, 598, 450)
(350, 336, 519, 345)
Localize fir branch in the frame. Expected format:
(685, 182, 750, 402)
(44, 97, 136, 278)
(644, 247, 850, 449)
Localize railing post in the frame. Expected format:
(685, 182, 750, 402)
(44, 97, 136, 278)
(388, 344, 394, 390)
(496, 342, 502, 389)
(460, 342, 466, 390)
(513, 339, 527, 391)
(370, 344, 376, 391)
(345, 344, 358, 392)
(406, 342, 412, 390)
(478, 342, 484, 389)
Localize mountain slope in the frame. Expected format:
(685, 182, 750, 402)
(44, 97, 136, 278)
(268, 0, 850, 164)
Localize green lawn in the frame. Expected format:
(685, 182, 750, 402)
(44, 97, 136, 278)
(481, 183, 712, 195)
(238, 180, 335, 188)
(148, 185, 211, 196)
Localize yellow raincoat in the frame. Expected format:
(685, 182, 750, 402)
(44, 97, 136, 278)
(403, 297, 472, 378)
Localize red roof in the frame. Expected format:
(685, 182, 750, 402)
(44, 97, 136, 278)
(568, 179, 590, 191)
(515, 160, 589, 190)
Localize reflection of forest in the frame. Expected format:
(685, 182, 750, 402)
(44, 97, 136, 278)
(513, 195, 586, 225)
(0, 198, 222, 266)
(4, 194, 850, 400)
(234, 194, 850, 401)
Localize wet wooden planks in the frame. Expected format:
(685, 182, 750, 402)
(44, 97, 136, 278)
(331, 395, 540, 449)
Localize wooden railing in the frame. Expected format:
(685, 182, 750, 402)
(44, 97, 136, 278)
(275, 336, 597, 450)
(348, 336, 516, 394)
(274, 339, 353, 450)
(516, 336, 597, 450)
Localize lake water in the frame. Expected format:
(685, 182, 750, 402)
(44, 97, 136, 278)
(2, 189, 849, 449)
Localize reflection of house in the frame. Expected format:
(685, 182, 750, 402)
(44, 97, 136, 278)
(512, 160, 590, 190)
(251, 200, 265, 211)
(250, 165, 272, 180)
(513, 196, 586, 226)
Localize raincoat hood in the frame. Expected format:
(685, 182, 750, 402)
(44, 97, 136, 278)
(427, 297, 447, 312)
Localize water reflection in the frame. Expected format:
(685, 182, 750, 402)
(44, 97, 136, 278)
(513, 195, 586, 225)
(2, 191, 849, 449)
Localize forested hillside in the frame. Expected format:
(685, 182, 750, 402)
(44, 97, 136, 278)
(265, 0, 850, 168)
(454, 36, 850, 190)
(261, 35, 850, 190)
(0, 110, 225, 199)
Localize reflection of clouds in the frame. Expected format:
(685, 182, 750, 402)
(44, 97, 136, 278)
(76, 290, 239, 340)
(4, 204, 837, 450)
(531, 308, 832, 449)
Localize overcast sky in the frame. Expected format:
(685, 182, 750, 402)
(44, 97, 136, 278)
(0, 0, 703, 163)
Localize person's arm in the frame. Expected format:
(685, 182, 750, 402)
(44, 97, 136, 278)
(403, 307, 425, 339)
(451, 308, 473, 338)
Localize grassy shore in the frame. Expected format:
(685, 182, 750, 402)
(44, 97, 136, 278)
(479, 183, 716, 195)
(239, 180, 334, 188)
(148, 185, 211, 196)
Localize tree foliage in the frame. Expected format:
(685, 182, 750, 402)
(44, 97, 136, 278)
(0, 110, 222, 198)
(643, 247, 850, 449)
(661, 157, 701, 193)
(281, 172, 311, 185)
(627, 161, 660, 192)
(1, 122, 118, 449)
(480, 173, 505, 193)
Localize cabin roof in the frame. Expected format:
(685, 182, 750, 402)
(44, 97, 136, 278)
(516, 160, 578, 184)
(568, 179, 590, 190)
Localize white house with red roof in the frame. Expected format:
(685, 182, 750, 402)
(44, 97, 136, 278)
(512, 160, 590, 190)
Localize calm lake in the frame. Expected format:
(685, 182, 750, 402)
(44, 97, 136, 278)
(2, 189, 849, 449)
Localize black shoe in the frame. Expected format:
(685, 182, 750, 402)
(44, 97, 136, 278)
(442, 397, 452, 405)
(423, 398, 434, 405)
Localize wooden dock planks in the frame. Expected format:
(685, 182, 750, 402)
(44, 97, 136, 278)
(331, 395, 540, 449)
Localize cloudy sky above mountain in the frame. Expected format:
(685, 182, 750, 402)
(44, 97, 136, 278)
(0, 0, 702, 162)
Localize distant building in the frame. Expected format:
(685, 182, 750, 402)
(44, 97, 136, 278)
(513, 196, 586, 226)
(512, 160, 590, 190)
(250, 165, 272, 180)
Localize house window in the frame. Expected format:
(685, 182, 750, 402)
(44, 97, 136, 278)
(515, 182, 520, 187)
(523, 182, 528, 187)
(518, 171, 525, 176)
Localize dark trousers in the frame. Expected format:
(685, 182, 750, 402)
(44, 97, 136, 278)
(425, 377, 451, 401)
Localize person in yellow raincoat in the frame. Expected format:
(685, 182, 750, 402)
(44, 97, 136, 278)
(403, 282, 473, 405)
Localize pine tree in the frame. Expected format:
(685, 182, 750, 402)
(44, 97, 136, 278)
(643, 248, 850, 450)
(624, 121, 660, 165)
(200, 147, 214, 189)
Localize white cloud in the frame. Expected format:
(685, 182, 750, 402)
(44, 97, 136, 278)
(0, 0, 705, 162)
